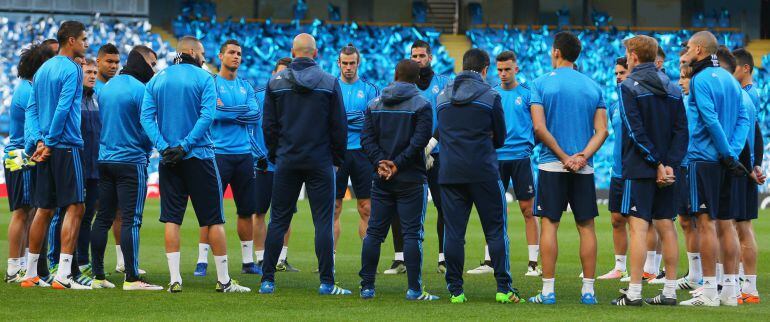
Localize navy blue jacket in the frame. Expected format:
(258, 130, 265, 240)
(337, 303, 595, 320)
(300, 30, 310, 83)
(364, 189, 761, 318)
(436, 71, 506, 184)
(262, 57, 347, 169)
(619, 63, 688, 179)
(81, 88, 101, 179)
(361, 81, 433, 184)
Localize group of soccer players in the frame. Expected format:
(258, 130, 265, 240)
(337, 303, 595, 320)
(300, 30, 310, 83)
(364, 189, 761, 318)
(1, 19, 763, 306)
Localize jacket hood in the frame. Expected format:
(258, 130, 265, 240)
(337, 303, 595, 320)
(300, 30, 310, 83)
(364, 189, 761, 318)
(381, 81, 420, 105)
(628, 62, 669, 96)
(284, 57, 323, 93)
(450, 71, 489, 105)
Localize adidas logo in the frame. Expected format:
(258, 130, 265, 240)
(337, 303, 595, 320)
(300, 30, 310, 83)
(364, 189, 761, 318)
(693, 256, 699, 260)
(700, 204, 707, 209)
(537, 205, 543, 211)
(630, 206, 637, 211)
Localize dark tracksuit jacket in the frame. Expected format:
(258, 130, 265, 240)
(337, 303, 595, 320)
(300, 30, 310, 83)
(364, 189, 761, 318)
(260, 57, 346, 285)
(358, 81, 433, 291)
(435, 71, 511, 295)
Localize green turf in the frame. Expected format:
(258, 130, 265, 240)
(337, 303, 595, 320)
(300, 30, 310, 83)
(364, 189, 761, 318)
(0, 198, 768, 320)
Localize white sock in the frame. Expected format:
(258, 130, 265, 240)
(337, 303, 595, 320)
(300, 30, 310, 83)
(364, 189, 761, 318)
(438, 253, 445, 262)
(240, 241, 254, 264)
(255, 250, 264, 262)
(716, 263, 724, 285)
(581, 278, 595, 295)
(484, 245, 491, 261)
(628, 283, 642, 301)
(663, 279, 677, 298)
(542, 278, 555, 295)
(197, 243, 209, 264)
(115, 245, 124, 267)
(738, 263, 745, 278)
(528, 245, 539, 262)
(7, 258, 21, 275)
(644, 251, 656, 274)
(722, 274, 737, 299)
(702, 276, 717, 300)
(25, 253, 39, 278)
(166, 252, 182, 284)
(394, 252, 404, 261)
(655, 253, 663, 273)
(743, 275, 757, 295)
(614, 255, 627, 272)
(21, 248, 28, 269)
(687, 252, 702, 282)
(279, 246, 289, 262)
(214, 255, 230, 284)
(56, 253, 73, 279)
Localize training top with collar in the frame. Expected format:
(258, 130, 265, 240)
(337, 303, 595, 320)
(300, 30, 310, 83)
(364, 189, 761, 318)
(98, 74, 153, 164)
(26, 55, 84, 149)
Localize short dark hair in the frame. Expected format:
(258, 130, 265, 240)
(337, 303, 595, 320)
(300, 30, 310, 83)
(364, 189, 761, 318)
(553, 31, 581, 63)
(219, 39, 241, 54)
(732, 48, 754, 71)
(657, 46, 666, 59)
(56, 21, 86, 46)
(98, 43, 119, 57)
(616, 57, 628, 69)
(274, 57, 292, 72)
(132, 45, 157, 59)
(462, 48, 490, 73)
(495, 50, 517, 63)
(339, 43, 360, 62)
(395, 59, 420, 83)
(17, 43, 56, 80)
(716, 45, 737, 73)
(83, 58, 97, 67)
(41, 39, 58, 48)
(411, 40, 432, 55)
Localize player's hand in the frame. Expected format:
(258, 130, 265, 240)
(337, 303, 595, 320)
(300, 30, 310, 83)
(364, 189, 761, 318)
(379, 160, 397, 180)
(656, 165, 675, 187)
(563, 153, 586, 172)
(31, 141, 50, 162)
(217, 98, 224, 107)
(4, 149, 25, 172)
(720, 156, 750, 177)
(256, 157, 269, 173)
(377, 161, 391, 179)
(751, 166, 766, 185)
(161, 146, 186, 166)
(424, 138, 438, 170)
(425, 153, 434, 170)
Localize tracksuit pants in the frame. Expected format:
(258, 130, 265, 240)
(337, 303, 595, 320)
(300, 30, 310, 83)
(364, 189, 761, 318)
(262, 166, 336, 285)
(391, 154, 444, 255)
(360, 181, 427, 291)
(441, 180, 512, 296)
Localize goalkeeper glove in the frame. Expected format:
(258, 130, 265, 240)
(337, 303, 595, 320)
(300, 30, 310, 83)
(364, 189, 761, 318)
(4, 149, 35, 172)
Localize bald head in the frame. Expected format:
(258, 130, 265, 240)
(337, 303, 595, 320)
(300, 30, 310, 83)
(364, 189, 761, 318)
(690, 31, 718, 55)
(292, 33, 317, 58)
(177, 36, 206, 66)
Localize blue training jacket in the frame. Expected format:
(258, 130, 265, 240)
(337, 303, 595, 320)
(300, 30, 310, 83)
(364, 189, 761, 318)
(262, 57, 347, 169)
(211, 75, 259, 155)
(609, 102, 622, 178)
(494, 83, 533, 160)
(339, 78, 379, 150)
(98, 74, 153, 164)
(686, 63, 748, 162)
(436, 71, 506, 184)
(7, 80, 32, 152)
(140, 63, 217, 160)
(26, 55, 84, 149)
(362, 81, 433, 184)
(618, 62, 688, 179)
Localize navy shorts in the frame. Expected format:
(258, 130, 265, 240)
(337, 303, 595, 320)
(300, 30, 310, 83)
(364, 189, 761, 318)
(608, 176, 623, 213)
(158, 157, 224, 227)
(534, 170, 599, 222)
(499, 158, 535, 200)
(688, 161, 733, 220)
(621, 178, 675, 222)
(254, 170, 274, 215)
(335, 149, 373, 199)
(216, 154, 257, 217)
(5, 167, 34, 211)
(732, 175, 759, 222)
(35, 147, 85, 209)
(674, 166, 691, 216)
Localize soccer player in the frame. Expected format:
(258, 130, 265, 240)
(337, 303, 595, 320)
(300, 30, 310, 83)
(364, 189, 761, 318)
(598, 57, 630, 280)
(140, 36, 250, 293)
(527, 31, 608, 305)
(333, 44, 378, 256)
(437, 48, 516, 304)
(385, 40, 451, 275)
(90, 46, 163, 291)
(467, 50, 539, 277)
(94, 43, 119, 93)
(4, 43, 56, 283)
(610, 35, 688, 306)
(251, 57, 298, 273)
(678, 31, 749, 306)
(259, 33, 349, 295)
(21, 21, 91, 289)
(358, 59, 437, 301)
(732, 47, 764, 304)
(194, 39, 260, 276)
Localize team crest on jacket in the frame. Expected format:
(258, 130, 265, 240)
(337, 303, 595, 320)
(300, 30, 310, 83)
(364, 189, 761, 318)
(515, 96, 522, 105)
(357, 90, 364, 98)
(432, 85, 439, 94)
(240, 87, 247, 94)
